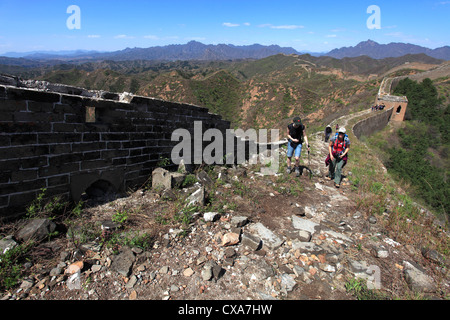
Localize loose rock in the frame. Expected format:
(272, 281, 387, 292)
(222, 232, 240, 247)
(241, 233, 262, 251)
(291, 215, 319, 235)
(230, 216, 249, 228)
(65, 261, 84, 275)
(0, 236, 17, 254)
(204, 212, 220, 222)
(183, 267, 194, 277)
(249, 223, 283, 251)
(403, 261, 436, 293)
(110, 247, 135, 277)
(16, 218, 56, 243)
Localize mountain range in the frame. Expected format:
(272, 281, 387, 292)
(2, 40, 450, 61)
(327, 40, 450, 60)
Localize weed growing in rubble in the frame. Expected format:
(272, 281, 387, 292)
(345, 277, 389, 300)
(0, 242, 33, 291)
(155, 211, 170, 225)
(232, 179, 250, 197)
(104, 231, 155, 252)
(25, 188, 70, 219)
(181, 174, 197, 188)
(112, 208, 130, 225)
(157, 156, 171, 167)
(175, 205, 197, 227)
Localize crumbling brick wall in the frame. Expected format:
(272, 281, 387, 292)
(0, 77, 230, 220)
(353, 93, 408, 139)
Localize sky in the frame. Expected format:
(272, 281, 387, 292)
(0, 0, 449, 55)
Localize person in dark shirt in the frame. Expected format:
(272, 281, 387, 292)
(286, 117, 310, 177)
(324, 125, 332, 142)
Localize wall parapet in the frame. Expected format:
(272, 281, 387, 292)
(0, 75, 230, 220)
(352, 107, 394, 140)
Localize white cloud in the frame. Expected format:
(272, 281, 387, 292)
(258, 24, 304, 30)
(243, 22, 251, 26)
(330, 28, 346, 33)
(385, 31, 403, 38)
(144, 35, 159, 40)
(326, 34, 337, 38)
(114, 34, 135, 39)
(270, 25, 304, 30)
(87, 35, 100, 38)
(223, 22, 240, 27)
(0, 43, 11, 49)
(382, 25, 397, 30)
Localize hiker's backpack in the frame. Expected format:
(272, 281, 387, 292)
(332, 135, 349, 155)
(333, 132, 348, 140)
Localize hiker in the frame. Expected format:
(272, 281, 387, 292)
(286, 117, 310, 177)
(326, 127, 350, 188)
(324, 125, 332, 142)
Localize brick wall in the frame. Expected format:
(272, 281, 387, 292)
(352, 106, 393, 140)
(0, 79, 230, 220)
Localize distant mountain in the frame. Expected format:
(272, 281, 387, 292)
(2, 50, 101, 59)
(327, 40, 450, 60)
(2, 40, 449, 62)
(1, 42, 302, 61)
(90, 41, 300, 61)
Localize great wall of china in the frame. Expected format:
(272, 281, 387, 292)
(0, 72, 411, 220)
(0, 75, 233, 220)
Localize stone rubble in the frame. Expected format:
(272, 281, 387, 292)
(1, 131, 448, 301)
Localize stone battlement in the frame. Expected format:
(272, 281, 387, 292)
(0, 75, 231, 220)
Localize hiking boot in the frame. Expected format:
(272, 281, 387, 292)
(295, 167, 300, 177)
(286, 167, 292, 174)
(334, 182, 340, 188)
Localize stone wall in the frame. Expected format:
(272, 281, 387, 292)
(352, 83, 408, 139)
(352, 106, 394, 140)
(376, 94, 408, 122)
(0, 76, 230, 220)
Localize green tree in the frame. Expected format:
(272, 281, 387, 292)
(389, 78, 449, 218)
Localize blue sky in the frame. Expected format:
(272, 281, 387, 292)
(0, 0, 449, 54)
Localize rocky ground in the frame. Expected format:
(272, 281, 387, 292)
(1, 125, 449, 302)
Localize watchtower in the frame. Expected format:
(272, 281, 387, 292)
(376, 94, 408, 122)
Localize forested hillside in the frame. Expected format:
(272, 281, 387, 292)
(370, 78, 449, 219)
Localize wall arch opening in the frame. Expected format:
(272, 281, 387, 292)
(81, 179, 119, 206)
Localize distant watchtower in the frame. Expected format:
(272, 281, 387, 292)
(376, 94, 408, 122)
(376, 77, 408, 122)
